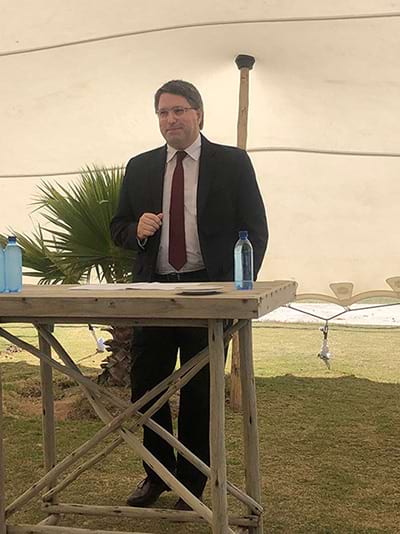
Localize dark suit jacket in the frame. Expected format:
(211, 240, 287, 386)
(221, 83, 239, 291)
(110, 135, 268, 282)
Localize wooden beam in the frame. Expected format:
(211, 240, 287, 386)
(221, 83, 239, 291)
(36, 328, 216, 525)
(209, 319, 234, 534)
(235, 54, 255, 150)
(7, 525, 152, 534)
(239, 320, 263, 534)
(42, 502, 259, 527)
(38, 325, 59, 527)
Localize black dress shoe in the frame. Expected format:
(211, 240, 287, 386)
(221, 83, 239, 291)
(126, 477, 170, 507)
(174, 496, 202, 511)
(174, 498, 193, 511)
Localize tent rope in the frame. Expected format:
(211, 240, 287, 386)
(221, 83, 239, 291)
(2, 148, 400, 179)
(1, 11, 400, 57)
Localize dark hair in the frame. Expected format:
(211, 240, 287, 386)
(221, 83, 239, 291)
(154, 80, 204, 129)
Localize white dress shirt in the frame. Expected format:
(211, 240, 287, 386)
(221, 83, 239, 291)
(156, 135, 205, 274)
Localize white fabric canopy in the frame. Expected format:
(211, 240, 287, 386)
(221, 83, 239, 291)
(1, 0, 400, 300)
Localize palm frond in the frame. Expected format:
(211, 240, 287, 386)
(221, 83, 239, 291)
(9, 164, 135, 284)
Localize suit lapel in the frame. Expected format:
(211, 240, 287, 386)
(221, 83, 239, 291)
(149, 146, 167, 213)
(197, 136, 217, 216)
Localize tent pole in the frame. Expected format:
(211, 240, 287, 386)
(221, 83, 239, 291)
(236, 54, 255, 149)
(230, 54, 256, 412)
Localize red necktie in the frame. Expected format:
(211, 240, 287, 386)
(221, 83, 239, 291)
(169, 151, 187, 270)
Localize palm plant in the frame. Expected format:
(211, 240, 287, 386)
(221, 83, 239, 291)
(2, 165, 136, 386)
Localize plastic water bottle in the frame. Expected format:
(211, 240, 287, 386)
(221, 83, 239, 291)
(234, 230, 254, 290)
(0, 246, 5, 293)
(5, 236, 23, 292)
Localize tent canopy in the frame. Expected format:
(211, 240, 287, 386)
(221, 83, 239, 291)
(1, 0, 400, 300)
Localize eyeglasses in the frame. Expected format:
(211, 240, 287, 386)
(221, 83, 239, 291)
(156, 106, 196, 120)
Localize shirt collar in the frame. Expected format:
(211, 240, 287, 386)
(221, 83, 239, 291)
(166, 134, 202, 163)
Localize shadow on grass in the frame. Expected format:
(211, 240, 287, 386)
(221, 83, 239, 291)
(1, 363, 399, 533)
(248, 375, 400, 533)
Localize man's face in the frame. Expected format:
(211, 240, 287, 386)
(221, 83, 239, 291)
(157, 93, 202, 149)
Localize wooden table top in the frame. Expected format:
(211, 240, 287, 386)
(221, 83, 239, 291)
(0, 281, 297, 322)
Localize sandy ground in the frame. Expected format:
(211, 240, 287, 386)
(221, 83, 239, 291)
(259, 302, 400, 326)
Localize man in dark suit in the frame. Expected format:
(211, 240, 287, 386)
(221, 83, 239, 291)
(110, 80, 268, 510)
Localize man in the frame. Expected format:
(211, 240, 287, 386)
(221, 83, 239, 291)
(110, 80, 268, 510)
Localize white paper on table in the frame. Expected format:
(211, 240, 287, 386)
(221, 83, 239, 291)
(68, 283, 203, 291)
(126, 283, 202, 290)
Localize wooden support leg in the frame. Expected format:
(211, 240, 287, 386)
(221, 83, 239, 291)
(208, 319, 234, 534)
(39, 326, 57, 479)
(38, 326, 59, 524)
(239, 320, 263, 533)
(38, 327, 57, 482)
(0, 365, 6, 534)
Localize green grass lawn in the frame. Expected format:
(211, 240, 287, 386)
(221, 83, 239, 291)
(1, 323, 399, 533)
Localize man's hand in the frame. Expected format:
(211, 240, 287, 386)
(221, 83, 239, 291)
(137, 212, 163, 240)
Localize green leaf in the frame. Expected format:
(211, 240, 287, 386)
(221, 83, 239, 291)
(1, 164, 136, 285)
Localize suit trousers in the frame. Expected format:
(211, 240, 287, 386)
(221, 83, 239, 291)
(130, 269, 211, 496)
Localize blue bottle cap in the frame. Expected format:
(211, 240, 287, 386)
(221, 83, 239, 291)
(7, 236, 17, 243)
(239, 230, 248, 239)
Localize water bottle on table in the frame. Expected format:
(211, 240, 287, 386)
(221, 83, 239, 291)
(234, 230, 254, 290)
(5, 236, 23, 292)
